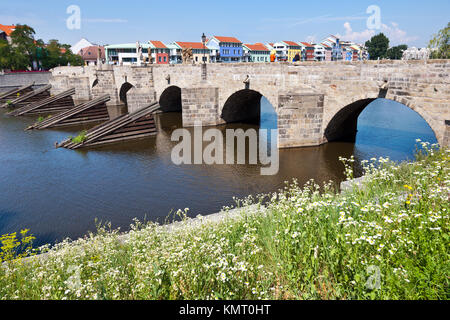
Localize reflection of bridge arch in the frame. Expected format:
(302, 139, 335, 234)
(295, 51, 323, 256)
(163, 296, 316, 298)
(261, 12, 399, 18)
(220, 89, 276, 125)
(324, 97, 439, 143)
(159, 86, 182, 112)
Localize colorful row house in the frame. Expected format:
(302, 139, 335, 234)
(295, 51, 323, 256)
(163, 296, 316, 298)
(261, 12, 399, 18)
(298, 42, 316, 61)
(206, 36, 243, 63)
(148, 41, 170, 64)
(243, 43, 270, 63)
(174, 42, 211, 64)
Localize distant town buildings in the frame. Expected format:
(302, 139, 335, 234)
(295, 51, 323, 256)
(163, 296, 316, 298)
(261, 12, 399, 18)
(70, 38, 94, 56)
(243, 43, 270, 63)
(402, 47, 431, 60)
(174, 41, 210, 64)
(148, 41, 170, 64)
(99, 34, 370, 65)
(207, 36, 243, 63)
(0, 24, 16, 44)
(79, 46, 105, 66)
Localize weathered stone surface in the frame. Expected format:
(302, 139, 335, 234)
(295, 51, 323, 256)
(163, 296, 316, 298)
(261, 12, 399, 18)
(49, 60, 450, 148)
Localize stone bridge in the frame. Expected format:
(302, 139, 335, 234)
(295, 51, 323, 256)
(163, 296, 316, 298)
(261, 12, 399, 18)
(49, 60, 450, 148)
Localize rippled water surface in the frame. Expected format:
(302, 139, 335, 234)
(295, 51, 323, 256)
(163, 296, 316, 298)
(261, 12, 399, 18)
(0, 98, 437, 245)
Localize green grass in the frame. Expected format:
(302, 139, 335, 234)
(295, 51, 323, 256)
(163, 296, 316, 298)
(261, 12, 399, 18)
(0, 142, 448, 300)
(71, 130, 88, 144)
(37, 115, 52, 123)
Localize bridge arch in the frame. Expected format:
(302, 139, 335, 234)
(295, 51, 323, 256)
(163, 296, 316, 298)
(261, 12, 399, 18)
(159, 86, 182, 112)
(221, 89, 276, 125)
(324, 97, 439, 144)
(119, 82, 134, 110)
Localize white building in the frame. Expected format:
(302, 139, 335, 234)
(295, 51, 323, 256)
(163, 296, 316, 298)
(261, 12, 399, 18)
(313, 44, 326, 61)
(402, 47, 431, 60)
(71, 38, 95, 55)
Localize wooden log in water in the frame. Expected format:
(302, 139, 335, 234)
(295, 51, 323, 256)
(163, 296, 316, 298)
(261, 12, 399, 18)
(27, 94, 110, 130)
(8, 88, 76, 116)
(58, 102, 160, 149)
(0, 85, 52, 109)
(0, 83, 35, 103)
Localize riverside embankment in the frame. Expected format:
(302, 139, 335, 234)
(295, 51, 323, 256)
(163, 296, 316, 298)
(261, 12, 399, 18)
(1, 144, 448, 300)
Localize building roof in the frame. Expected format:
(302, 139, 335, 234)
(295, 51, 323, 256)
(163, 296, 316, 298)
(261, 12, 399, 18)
(0, 24, 15, 36)
(149, 40, 167, 49)
(175, 41, 208, 50)
(244, 43, 269, 52)
(79, 46, 106, 60)
(71, 38, 95, 55)
(213, 36, 242, 44)
(299, 42, 314, 47)
(282, 41, 301, 47)
(105, 43, 152, 49)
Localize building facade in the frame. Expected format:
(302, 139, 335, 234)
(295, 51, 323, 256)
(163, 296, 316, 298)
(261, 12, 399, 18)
(105, 43, 151, 65)
(166, 43, 182, 64)
(79, 46, 105, 66)
(313, 44, 326, 61)
(299, 42, 315, 61)
(282, 41, 302, 62)
(243, 43, 270, 63)
(174, 42, 211, 64)
(271, 42, 288, 61)
(148, 41, 170, 64)
(207, 36, 243, 63)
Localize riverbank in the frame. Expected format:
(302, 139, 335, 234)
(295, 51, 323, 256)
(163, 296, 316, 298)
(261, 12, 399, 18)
(0, 142, 448, 300)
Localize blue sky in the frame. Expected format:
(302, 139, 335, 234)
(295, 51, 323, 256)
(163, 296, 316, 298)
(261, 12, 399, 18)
(1, 0, 448, 48)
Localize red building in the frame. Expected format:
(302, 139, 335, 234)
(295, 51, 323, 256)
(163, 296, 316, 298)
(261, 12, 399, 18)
(149, 41, 169, 64)
(300, 42, 315, 61)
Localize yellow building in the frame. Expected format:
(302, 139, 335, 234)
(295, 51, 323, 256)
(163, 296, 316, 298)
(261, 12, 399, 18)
(282, 41, 302, 62)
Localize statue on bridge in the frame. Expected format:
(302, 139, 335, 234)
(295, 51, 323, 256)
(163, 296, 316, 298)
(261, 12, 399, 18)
(182, 47, 193, 64)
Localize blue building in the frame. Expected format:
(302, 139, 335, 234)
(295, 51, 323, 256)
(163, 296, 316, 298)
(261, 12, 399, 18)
(206, 36, 243, 63)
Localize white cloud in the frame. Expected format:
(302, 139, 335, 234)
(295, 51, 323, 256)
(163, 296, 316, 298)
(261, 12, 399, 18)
(381, 22, 418, 44)
(306, 35, 316, 43)
(336, 22, 375, 43)
(337, 21, 418, 45)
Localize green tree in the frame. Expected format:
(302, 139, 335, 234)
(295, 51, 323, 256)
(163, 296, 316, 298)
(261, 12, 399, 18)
(386, 44, 408, 60)
(428, 22, 449, 59)
(40, 39, 84, 69)
(0, 40, 12, 70)
(365, 33, 390, 60)
(9, 24, 37, 70)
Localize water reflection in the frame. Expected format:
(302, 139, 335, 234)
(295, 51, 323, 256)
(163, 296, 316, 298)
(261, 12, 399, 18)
(0, 97, 437, 246)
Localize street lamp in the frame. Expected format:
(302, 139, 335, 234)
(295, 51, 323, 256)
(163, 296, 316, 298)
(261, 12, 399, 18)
(201, 33, 206, 64)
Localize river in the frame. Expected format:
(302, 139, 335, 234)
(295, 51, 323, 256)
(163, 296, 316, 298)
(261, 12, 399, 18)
(0, 98, 437, 246)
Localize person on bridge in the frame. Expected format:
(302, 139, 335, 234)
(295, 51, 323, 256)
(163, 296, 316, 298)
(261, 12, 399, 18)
(270, 50, 276, 62)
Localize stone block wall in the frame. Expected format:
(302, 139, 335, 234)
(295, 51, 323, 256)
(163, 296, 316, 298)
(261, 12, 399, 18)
(181, 87, 220, 127)
(91, 70, 119, 105)
(278, 93, 325, 148)
(0, 72, 51, 89)
(127, 87, 156, 113)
